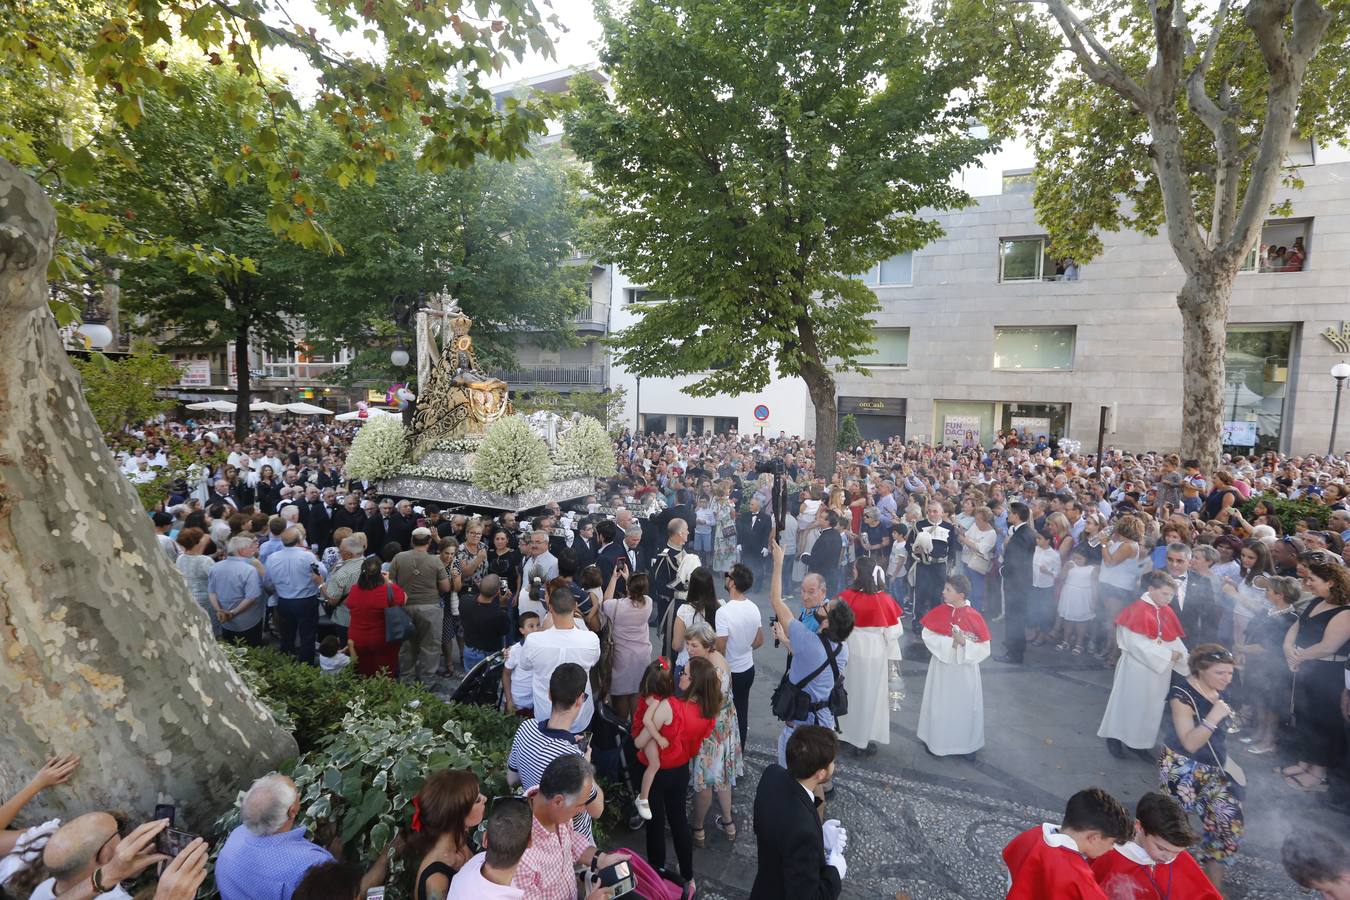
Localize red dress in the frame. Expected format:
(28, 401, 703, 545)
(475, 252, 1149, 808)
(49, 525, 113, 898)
(632, 696, 715, 768)
(347, 581, 407, 678)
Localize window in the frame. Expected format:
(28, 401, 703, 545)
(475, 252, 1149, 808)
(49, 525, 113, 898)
(856, 328, 909, 367)
(1002, 169, 1036, 193)
(1240, 219, 1311, 273)
(998, 237, 1075, 282)
(625, 288, 667, 305)
(993, 326, 1076, 370)
(852, 252, 913, 287)
(1224, 325, 1294, 454)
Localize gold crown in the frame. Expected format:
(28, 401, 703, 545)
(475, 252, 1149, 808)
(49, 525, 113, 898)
(450, 312, 473, 336)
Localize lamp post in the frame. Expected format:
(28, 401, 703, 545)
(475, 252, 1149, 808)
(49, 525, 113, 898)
(390, 347, 410, 368)
(1331, 363, 1350, 455)
(634, 375, 642, 434)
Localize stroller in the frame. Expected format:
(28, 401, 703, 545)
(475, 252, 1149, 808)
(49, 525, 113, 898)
(589, 700, 645, 830)
(449, 648, 506, 708)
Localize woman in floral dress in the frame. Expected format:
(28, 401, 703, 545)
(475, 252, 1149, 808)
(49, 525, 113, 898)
(711, 483, 738, 574)
(686, 622, 742, 846)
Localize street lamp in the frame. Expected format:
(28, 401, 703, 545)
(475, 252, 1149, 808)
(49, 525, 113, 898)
(390, 347, 410, 368)
(1331, 363, 1350, 455)
(76, 322, 113, 350)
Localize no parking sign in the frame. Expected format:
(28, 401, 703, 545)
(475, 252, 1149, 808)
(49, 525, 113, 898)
(753, 404, 770, 424)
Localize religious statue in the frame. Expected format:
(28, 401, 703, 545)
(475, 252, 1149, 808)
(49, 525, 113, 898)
(407, 298, 512, 457)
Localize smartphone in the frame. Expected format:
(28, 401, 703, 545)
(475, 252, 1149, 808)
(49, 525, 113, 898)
(153, 804, 176, 826)
(597, 859, 638, 897)
(577, 732, 592, 754)
(366, 889, 385, 900)
(156, 827, 198, 858)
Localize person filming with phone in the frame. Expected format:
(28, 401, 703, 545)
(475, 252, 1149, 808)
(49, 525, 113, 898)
(512, 755, 621, 900)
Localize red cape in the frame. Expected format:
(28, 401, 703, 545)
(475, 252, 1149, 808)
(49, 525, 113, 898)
(921, 603, 991, 642)
(1090, 844, 1222, 900)
(1003, 826, 1107, 900)
(1114, 597, 1185, 642)
(838, 589, 903, 628)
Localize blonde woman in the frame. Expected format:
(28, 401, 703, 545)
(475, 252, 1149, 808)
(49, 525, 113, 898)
(1097, 515, 1145, 665)
(685, 622, 742, 847)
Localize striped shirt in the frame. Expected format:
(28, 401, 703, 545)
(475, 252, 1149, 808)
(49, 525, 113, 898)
(506, 720, 597, 842)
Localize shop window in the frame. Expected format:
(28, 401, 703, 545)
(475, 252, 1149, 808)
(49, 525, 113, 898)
(998, 237, 1078, 282)
(856, 328, 910, 367)
(993, 326, 1076, 370)
(1224, 325, 1293, 454)
(852, 252, 914, 287)
(1000, 403, 1070, 444)
(1240, 219, 1311, 273)
(712, 416, 737, 435)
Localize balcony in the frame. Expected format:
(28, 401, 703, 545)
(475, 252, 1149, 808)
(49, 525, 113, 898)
(572, 303, 610, 333)
(493, 365, 607, 391)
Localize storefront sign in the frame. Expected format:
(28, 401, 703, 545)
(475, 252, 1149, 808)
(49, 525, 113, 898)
(1222, 420, 1258, 447)
(839, 396, 906, 416)
(367, 389, 387, 404)
(177, 360, 211, 387)
(1010, 416, 1051, 438)
(943, 415, 981, 444)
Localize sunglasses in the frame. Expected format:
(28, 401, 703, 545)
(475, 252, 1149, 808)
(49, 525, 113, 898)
(1200, 650, 1235, 664)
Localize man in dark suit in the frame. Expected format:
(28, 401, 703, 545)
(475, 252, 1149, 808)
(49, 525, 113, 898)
(298, 484, 333, 551)
(331, 492, 366, 535)
(995, 501, 1036, 664)
(737, 497, 773, 585)
(1164, 542, 1219, 645)
(597, 524, 648, 596)
(364, 497, 399, 553)
(750, 725, 845, 900)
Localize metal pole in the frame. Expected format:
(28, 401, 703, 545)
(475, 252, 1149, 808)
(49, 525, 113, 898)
(635, 375, 641, 433)
(1331, 377, 1345, 456)
(1096, 405, 1107, 468)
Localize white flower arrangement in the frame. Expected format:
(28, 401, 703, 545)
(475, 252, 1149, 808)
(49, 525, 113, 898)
(434, 435, 484, 453)
(472, 415, 553, 495)
(343, 416, 409, 481)
(555, 415, 617, 478)
(396, 464, 475, 482)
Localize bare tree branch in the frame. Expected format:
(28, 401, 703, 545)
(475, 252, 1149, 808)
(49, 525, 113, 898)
(1185, 0, 1232, 134)
(1010, 0, 1149, 108)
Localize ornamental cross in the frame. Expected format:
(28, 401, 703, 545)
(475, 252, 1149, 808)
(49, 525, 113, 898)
(1322, 321, 1350, 354)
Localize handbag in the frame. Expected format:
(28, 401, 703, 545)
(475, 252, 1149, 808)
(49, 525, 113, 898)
(771, 634, 844, 724)
(1175, 685, 1247, 793)
(383, 584, 415, 643)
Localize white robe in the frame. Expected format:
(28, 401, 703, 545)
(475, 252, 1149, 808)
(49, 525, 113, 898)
(916, 628, 989, 756)
(1096, 627, 1188, 749)
(838, 622, 904, 749)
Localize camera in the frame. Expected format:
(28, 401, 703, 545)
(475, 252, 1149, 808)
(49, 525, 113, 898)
(769, 614, 779, 647)
(755, 457, 785, 475)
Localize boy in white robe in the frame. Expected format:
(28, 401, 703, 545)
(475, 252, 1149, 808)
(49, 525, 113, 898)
(917, 573, 990, 759)
(1097, 570, 1189, 761)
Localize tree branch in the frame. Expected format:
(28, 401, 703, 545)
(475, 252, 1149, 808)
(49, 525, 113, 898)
(1184, 0, 1232, 135)
(1011, 0, 1149, 109)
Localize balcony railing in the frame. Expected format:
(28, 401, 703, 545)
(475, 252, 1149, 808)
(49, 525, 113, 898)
(493, 365, 606, 387)
(573, 303, 610, 329)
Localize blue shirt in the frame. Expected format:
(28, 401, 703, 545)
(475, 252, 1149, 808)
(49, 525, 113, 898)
(264, 545, 327, 599)
(215, 825, 332, 900)
(785, 618, 848, 727)
(207, 557, 265, 632)
(258, 537, 285, 563)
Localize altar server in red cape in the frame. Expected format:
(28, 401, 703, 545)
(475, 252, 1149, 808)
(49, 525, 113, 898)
(1003, 787, 1132, 900)
(1091, 791, 1222, 900)
(1097, 571, 1189, 760)
(916, 573, 990, 757)
(836, 555, 904, 754)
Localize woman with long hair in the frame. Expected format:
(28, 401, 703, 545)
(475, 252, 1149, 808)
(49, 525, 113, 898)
(837, 555, 903, 755)
(345, 555, 407, 678)
(1222, 539, 1274, 647)
(685, 623, 742, 847)
(1279, 561, 1350, 793)
(603, 570, 654, 720)
(671, 566, 722, 680)
(403, 769, 487, 900)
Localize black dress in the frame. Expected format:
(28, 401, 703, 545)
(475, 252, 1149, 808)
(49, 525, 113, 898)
(415, 861, 457, 900)
(1241, 606, 1299, 714)
(1293, 601, 1350, 767)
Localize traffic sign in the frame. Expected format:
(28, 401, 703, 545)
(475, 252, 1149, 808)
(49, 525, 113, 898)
(753, 404, 770, 422)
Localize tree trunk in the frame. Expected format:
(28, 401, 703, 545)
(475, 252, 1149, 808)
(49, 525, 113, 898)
(1177, 273, 1233, 473)
(800, 362, 838, 483)
(233, 319, 250, 437)
(0, 160, 295, 826)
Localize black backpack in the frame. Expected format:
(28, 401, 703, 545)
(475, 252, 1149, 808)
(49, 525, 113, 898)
(770, 632, 847, 725)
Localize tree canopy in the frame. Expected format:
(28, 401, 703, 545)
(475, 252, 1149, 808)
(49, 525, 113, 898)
(567, 0, 989, 474)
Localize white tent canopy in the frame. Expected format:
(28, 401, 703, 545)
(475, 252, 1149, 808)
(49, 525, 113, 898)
(336, 407, 397, 422)
(185, 400, 236, 412)
(250, 401, 289, 413)
(284, 402, 334, 415)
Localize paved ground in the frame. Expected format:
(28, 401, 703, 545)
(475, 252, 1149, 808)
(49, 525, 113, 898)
(605, 587, 1340, 899)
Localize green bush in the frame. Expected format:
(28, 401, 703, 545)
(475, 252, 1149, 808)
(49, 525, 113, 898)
(209, 649, 521, 899)
(1238, 493, 1331, 534)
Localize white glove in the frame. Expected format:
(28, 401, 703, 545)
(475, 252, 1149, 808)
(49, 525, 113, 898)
(735, 544, 742, 553)
(821, 819, 847, 855)
(761, 547, 769, 557)
(0, 818, 60, 884)
(826, 849, 847, 880)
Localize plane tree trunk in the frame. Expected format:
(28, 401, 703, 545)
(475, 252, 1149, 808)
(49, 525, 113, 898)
(0, 159, 296, 826)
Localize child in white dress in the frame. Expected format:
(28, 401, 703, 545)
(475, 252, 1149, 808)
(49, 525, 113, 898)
(1056, 544, 1098, 654)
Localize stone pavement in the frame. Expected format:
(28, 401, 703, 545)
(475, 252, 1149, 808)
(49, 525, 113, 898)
(609, 587, 1339, 899)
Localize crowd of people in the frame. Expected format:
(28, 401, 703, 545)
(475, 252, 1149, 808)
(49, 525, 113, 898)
(7, 413, 1350, 898)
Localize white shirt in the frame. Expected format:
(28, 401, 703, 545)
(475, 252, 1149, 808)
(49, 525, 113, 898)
(675, 598, 725, 668)
(30, 880, 132, 900)
(446, 853, 523, 900)
(716, 596, 763, 673)
(504, 640, 534, 710)
(519, 625, 601, 731)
